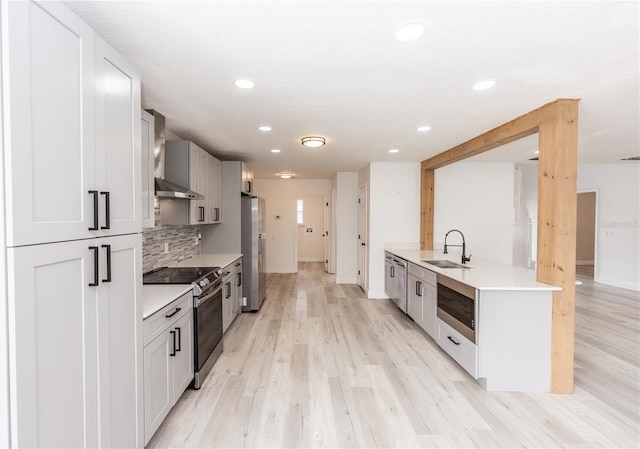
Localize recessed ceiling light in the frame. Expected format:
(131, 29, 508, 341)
(258, 125, 271, 132)
(301, 136, 326, 148)
(270, 149, 281, 153)
(278, 172, 293, 179)
(234, 79, 255, 89)
(388, 148, 400, 153)
(472, 80, 497, 91)
(417, 126, 431, 132)
(394, 23, 426, 42)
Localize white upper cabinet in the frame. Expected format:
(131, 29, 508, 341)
(94, 36, 141, 236)
(141, 109, 156, 228)
(207, 155, 222, 223)
(2, 0, 96, 246)
(2, 1, 141, 247)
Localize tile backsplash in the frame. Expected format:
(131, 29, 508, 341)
(142, 202, 201, 273)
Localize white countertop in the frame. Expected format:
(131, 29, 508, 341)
(143, 284, 193, 319)
(385, 247, 561, 292)
(173, 253, 243, 269)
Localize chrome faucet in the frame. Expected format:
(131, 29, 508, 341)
(443, 229, 472, 264)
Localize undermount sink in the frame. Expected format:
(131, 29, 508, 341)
(422, 259, 470, 269)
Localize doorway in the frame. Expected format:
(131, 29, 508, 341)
(296, 193, 327, 268)
(357, 183, 368, 293)
(576, 191, 597, 279)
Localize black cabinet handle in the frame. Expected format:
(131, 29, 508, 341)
(214, 207, 220, 221)
(88, 246, 99, 286)
(447, 336, 460, 346)
(100, 191, 110, 229)
(175, 327, 181, 352)
(390, 266, 394, 278)
(236, 272, 242, 287)
(165, 307, 181, 318)
(416, 281, 422, 297)
(170, 330, 176, 356)
(198, 206, 205, 222)
(247, 181, 251, 193)
(88, 191, 99, 230)
(101, 244, 112, 282)
(234, 262, 241, 267)
(225, 282, 231, 299)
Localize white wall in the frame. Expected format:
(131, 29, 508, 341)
(578, 164, 640, 291)
(297, 194, 325, 262)
(364, 163, 421, 298)
(335, 173, 359, 283)
(434, 162, 515, 265)
(253, 179, 332, 273)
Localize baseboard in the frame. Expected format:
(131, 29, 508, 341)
(336, 277, 357, 284)
(576, 260, 595, 266)
(367, 290, 389, 299)
(594, 276, 640, 293)
(297, 257, 324, 262)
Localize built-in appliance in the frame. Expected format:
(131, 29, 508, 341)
(241, 196, 266, 311)
(143, 266, 223, 389)
(436, 275, 477, 343)
(384, 252, 408, 312)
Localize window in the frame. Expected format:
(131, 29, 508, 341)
(297, 198, 303, 225)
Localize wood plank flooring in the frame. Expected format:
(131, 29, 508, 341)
(148, 263, 639, 448)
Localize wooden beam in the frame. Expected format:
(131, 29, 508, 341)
(419, 98, 580, 393)
(420, 164, 434, 250)
(536, 99, 579, 393)
(422, 99, 566, 170)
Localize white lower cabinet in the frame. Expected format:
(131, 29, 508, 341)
(222, 257, 243, 333)
(143, 293, 193, 445)
(436, 318, 479, 378)
(7, 234, 143, 448)
(407, 262, 437, 338)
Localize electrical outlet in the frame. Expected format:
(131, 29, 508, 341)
(164, 242, 169, 253)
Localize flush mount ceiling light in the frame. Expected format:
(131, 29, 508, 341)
(417, 126, 432, 132)
(472, 79, 497, 91)
(270, 149, 281, 153)
(234, 79, 255, 89)
(388, 148, 400, 153)
(301, 136, 326, 148)
(258, 125, 271, 131)
(394, 22, 426, 42)
(278, 172, 293, 179)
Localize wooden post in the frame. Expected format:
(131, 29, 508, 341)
(537, 100, 579, 393)
(420, 164, 434, 250)
(420, 99, 580, 392)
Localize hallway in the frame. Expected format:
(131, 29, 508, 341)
(148, 263, 639, 448)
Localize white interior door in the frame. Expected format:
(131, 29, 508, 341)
(358, 184, 368, 293)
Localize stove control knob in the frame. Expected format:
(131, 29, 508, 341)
(199, 280, 207, 287)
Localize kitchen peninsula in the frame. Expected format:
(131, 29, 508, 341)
(385, 245, 561, 392)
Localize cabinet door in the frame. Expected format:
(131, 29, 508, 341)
(7, 240, 98, 448)
(141, 109, 155, 228)
(172, 311, 194, 403)
(188, 144, 201, 224)
(208, 156, 222, 223)
(96, 234, 143, 448)
(143, 331, 172, 446)
(95, 36, 141, 237)
(422, 282, 437, 338)
(222, 276, 233, 333)
(407, 274, 423, 324)
(3, 0, 96, 246)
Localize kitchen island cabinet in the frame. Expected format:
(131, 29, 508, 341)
(385, 247, 560, 392)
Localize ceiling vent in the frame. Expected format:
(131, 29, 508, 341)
(620, 156, 640, 161)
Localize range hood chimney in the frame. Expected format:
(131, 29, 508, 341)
(147, 109, 203, 200)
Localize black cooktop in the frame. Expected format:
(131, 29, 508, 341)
(143, 266, 220, 285)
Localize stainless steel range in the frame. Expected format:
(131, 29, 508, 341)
(143, 266, 223, 389)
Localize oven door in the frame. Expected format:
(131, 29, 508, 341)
(193, 280, 223, 376)
(436, 278, 476, 343)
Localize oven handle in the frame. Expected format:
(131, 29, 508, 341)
(194, 281, 223, 308)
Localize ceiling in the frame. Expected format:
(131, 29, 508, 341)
(64, 0, 639, 178)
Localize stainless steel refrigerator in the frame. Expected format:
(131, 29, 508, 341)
(241, 196, 266, 311)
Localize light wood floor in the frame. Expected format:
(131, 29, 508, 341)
(148, 263, 639, 448)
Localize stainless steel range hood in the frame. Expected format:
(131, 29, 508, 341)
(147, 109, 203, 200)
